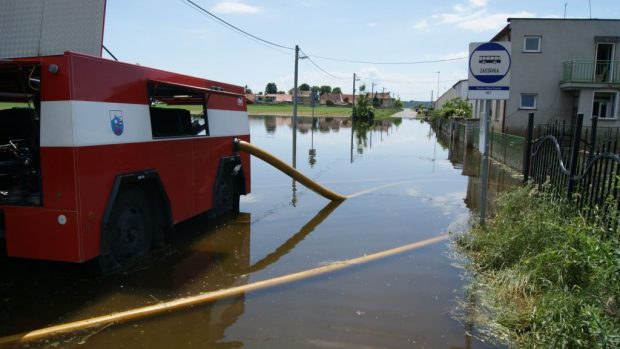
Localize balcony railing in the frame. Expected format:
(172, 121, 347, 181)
(562, 60, 620, 84)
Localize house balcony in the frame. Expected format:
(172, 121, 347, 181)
(560, 60, 620, 90)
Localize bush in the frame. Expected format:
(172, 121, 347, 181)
(456, 187, 620, 348)
(435, 97, 472, 119)
(352, 94, 374, 122)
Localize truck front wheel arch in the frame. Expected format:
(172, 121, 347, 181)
(98, 170, 172, 272)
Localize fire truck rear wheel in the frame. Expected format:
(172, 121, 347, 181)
(103, 186, 154, 270)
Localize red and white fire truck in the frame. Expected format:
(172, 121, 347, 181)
(0, 51, 251, 270)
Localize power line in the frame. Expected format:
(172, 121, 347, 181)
(299, 49, 348, 80)
(180, 0, 294, 51)
(360, 77, 466, 84)
(178, 0, 467, 67)
(304, 54, 468, 65)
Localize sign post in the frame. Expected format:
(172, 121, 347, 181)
(468, 42, 511, 224)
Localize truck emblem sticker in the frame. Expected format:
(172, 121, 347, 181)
(237, 97, 243, 106)
(109, 110, 124, 136)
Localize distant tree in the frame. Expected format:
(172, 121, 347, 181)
(277, 91, 285, 94)
(265, 82, 278, 94)
(245, 87, 253, 94)
(352, 94, 374, 122)
(299, 83, 310, 91)
(288, 88, 294, 94)
(332, 87, 342, 94)
(359, 84, 366, 94)
(258, 91, 263, 95)
(319, 85, 332, 95)
(311, 85, 320, 94)
(394, 99, 404, 108)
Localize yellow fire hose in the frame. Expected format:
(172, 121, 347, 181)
(234, 139, 347, 201)
(0, 234, 449, 347)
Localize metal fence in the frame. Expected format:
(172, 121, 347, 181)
(524, 113, 620, 233)
(489, 128, 524, 172)
(434, 117, 525, 172)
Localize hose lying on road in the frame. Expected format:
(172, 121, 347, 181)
(234, 139, 347, 201)
(0, 234, 449, 347)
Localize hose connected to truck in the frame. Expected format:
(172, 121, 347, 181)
(234, 138, 347, 201)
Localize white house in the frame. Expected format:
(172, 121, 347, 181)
(473, 18, 620, 135)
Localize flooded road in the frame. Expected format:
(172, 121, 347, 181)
(0, 110, 520, 348)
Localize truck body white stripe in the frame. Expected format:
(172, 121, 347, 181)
(40, 101, 249, 147)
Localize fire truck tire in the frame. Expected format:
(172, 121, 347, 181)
(100, 185, 154, 271)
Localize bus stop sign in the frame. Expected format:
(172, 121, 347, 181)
(468, 42, 511, 100)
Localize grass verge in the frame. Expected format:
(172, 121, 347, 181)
(247, 104, 403, 120)
(456, 186, 620, 348)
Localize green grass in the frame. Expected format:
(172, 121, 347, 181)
(247, 104, 352, 117)
(248, 104, 403, 120)
(456, 187, 620, 348)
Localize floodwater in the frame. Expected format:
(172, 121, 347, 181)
(0, 109, 521, 348)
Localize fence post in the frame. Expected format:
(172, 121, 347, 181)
(588, 116, 598, 162)
(522, 112, 534, 183)
(567, 113, 584, 199)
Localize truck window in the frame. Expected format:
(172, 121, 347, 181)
(148, 82, 209, 138)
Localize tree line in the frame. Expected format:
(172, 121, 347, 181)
(245, 83, 342, 95)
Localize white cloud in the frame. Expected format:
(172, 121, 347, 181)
(211, 1, 261, 14)
(366, 22, 378, 27)
(457, 11, 534, 32)
(413, 19, 429, 31)
(469, 0, 488, 8)
(432, 0, 535, 32)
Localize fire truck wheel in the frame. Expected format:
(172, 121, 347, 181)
(103, 186, 154, 270)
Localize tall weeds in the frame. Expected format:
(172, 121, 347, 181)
(456, 186, 620, 348)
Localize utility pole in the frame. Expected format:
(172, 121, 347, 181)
(435, 71, 440, 109)
(479, 100, 491, 224)
(352, 73, 359, 109)
(292, 45, 299, 168)
(382, 87, 386, 108)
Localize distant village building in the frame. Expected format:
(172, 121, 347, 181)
(479, 18, 620, 135)
(319, 93, 346, 106)
(436, 79, 473, 113)
(366, 92, 395, 108)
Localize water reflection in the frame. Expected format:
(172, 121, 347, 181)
(258, 116, 403, 165)
(433, 122, 521, 215)
(4, 198, 343, 348)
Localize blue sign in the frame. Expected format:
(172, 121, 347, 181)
(468, 42, 511, 100)
(109, 110, 124, 136)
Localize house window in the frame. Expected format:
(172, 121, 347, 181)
(592, 91, 618, 119)
(520, 94, 538, 109)
(523, 36, 541, 53)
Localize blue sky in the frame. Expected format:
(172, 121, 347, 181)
(103, 0, 620, 101)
